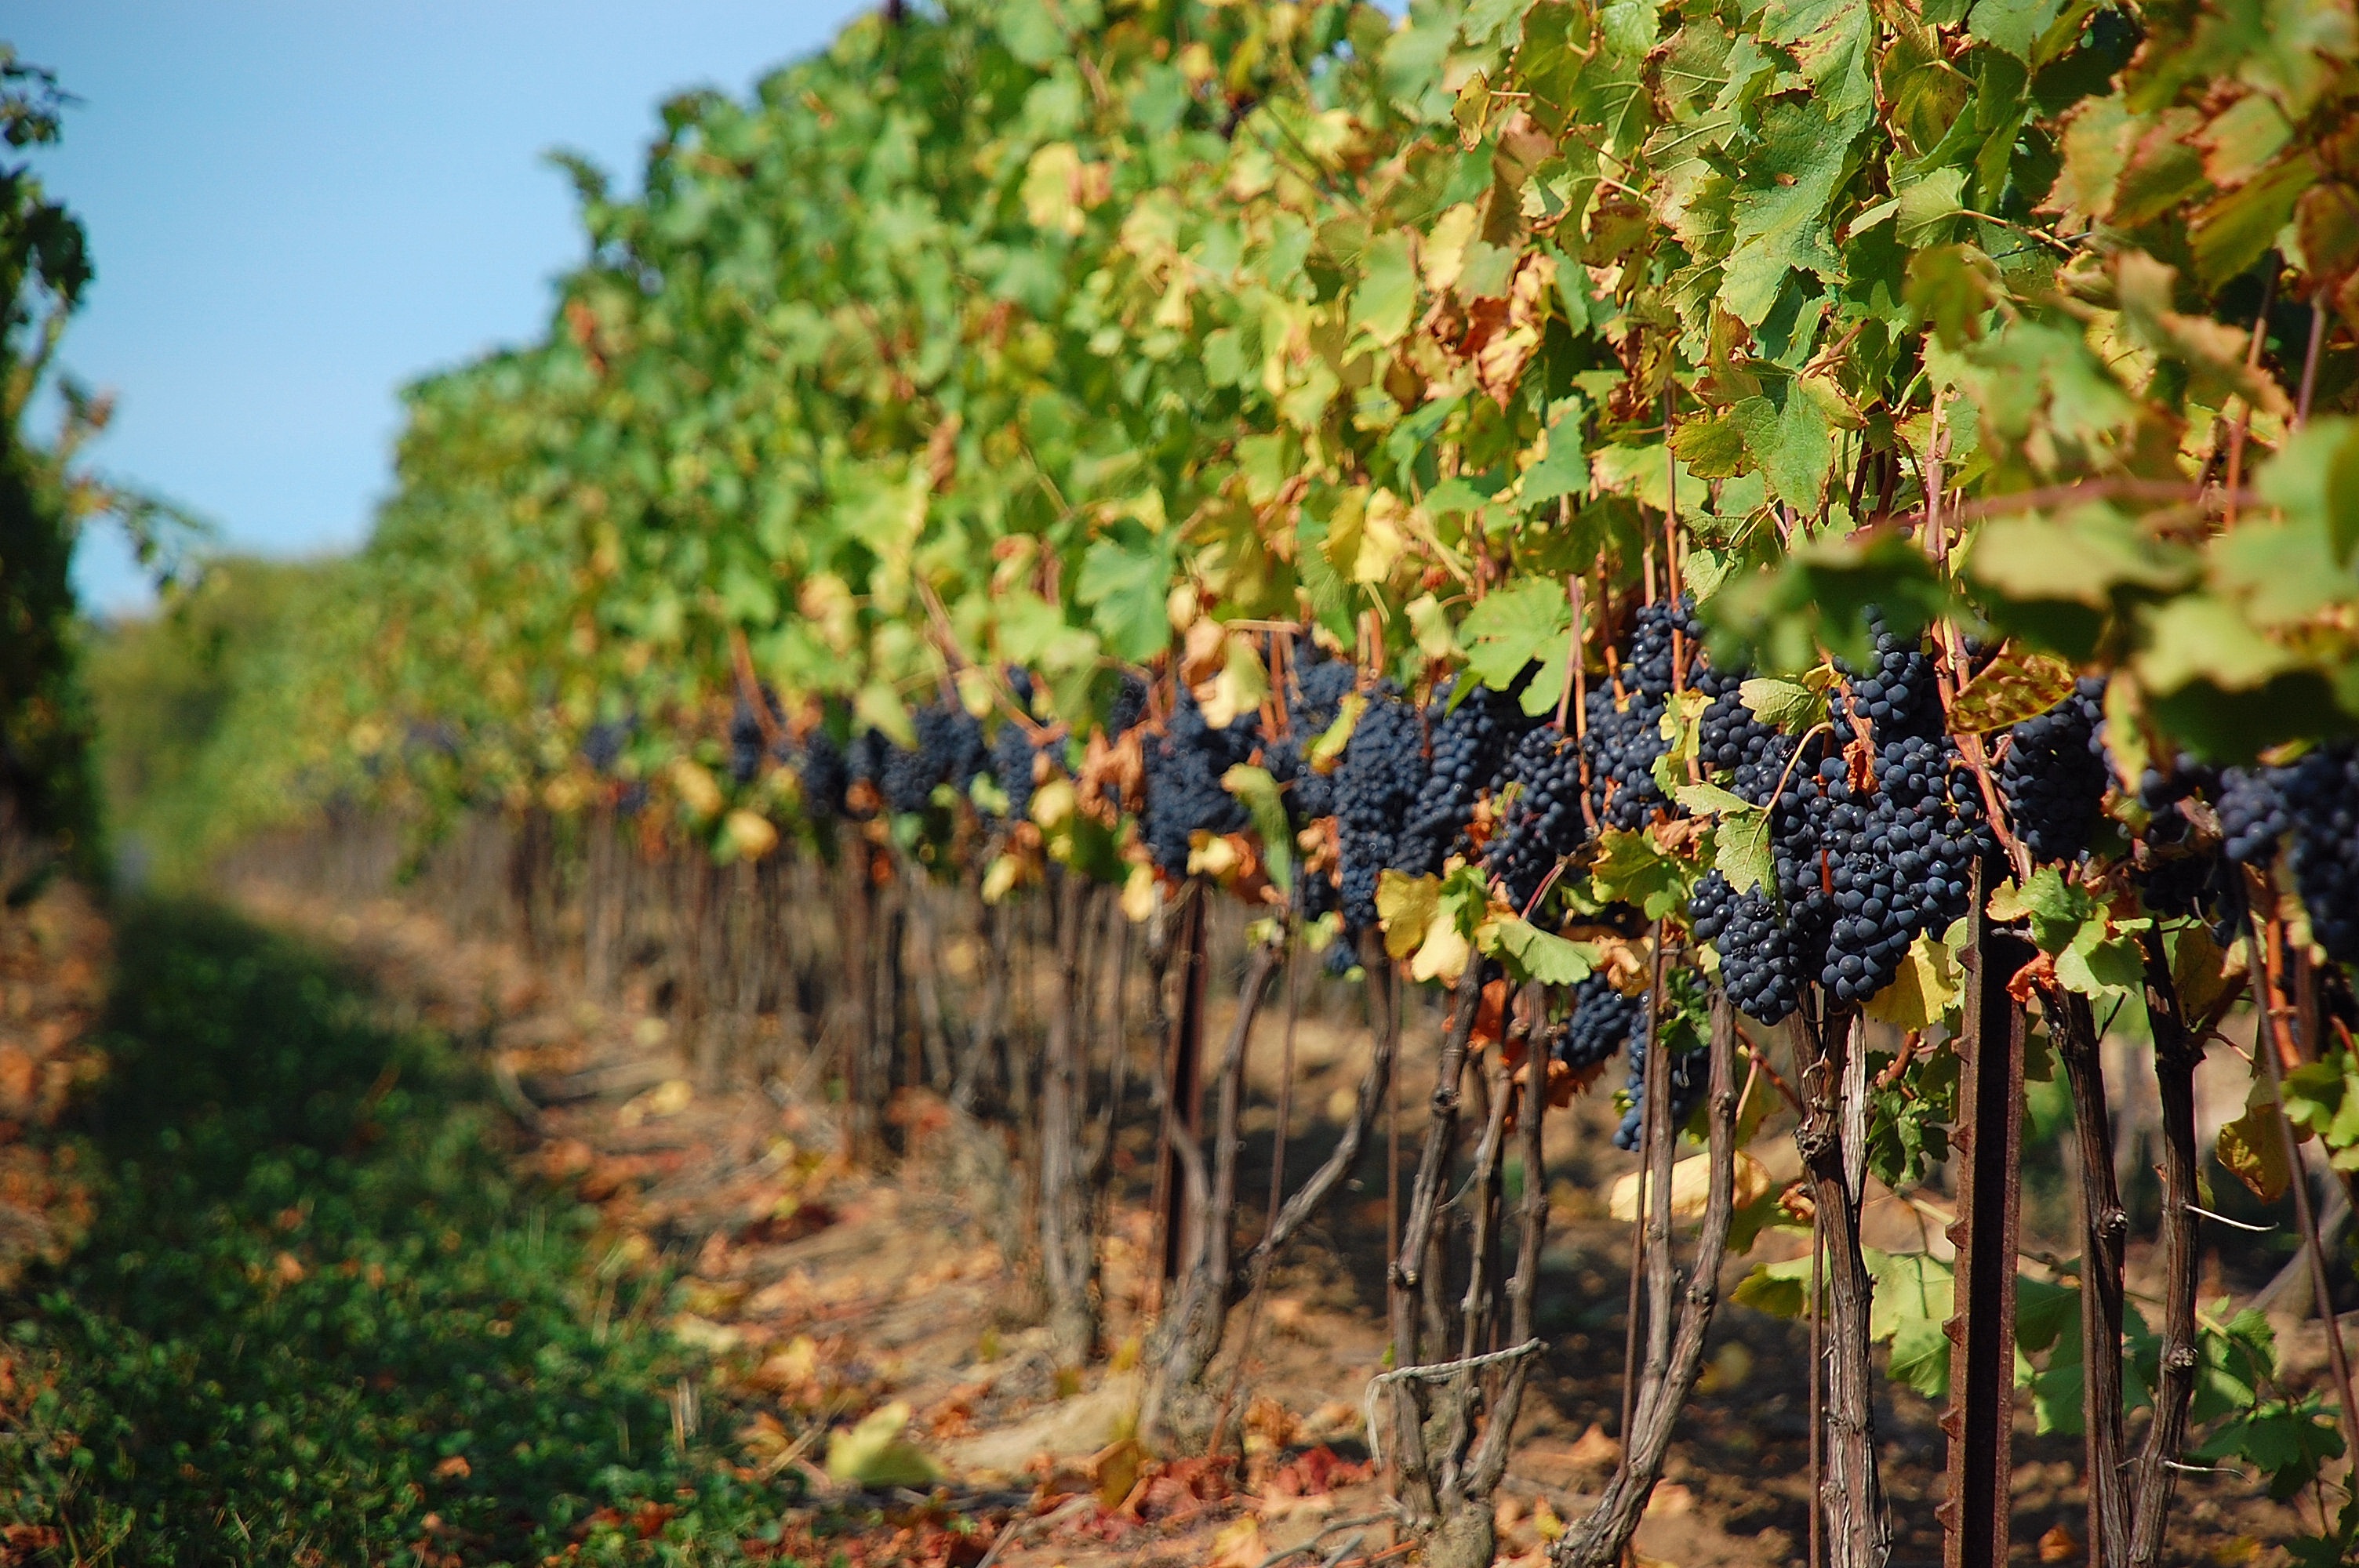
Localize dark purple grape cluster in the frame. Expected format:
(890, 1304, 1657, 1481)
(2283, 744, 2359, 964)
(1831, 620, 1942, 741)
(988, 671, 1044, 822)
(991, 720, 1040, 821)
(2218, 765, 2291, 867)
(1398, 677, 1531, 876)
(1334, 691, 1429, 930)
(729, 688, 784, 786)
(1693, 659, 1779, 778)
(1552, 974, 1640, 1069)
(1688, 869, 1804, 1023)
(1674, 622, 1990, 1015)
(1816, 633, 1989, 992)
(1141, 689, 1258, 877)
(1484, 723, 1588, 909)
(881, 702, 987, 815)
(798, 729, 849, 819)
(583, 718, 633, 775)
(1107, 673, 1148, 738)
(1999, 677, 2109, 862)
(1579, 598, 1697, 833)
(1816, 735, 1986, 1004)
(1616, 1033, 1704, 1151)
(1268, 648, 1356, 828)
(2132, 760, 2222, 918)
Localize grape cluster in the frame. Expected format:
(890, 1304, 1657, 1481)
(879, 702, 987, 816)
(1617, 1034, 1705, 1151)
(1334, 691, 1429, 930)
(583, 718, 632, 775)
(797, 728, 849, 819)
(2218, 766, 2291, 868)
(2133, 760, 2222, 919)
(1583, 600, 1700, 832)
(1552, 975, 1641, 1069)
(2283, 744, 2359, 964)
(1830, 623, 1942, 740)
(1268, 648, 1356, 828)
(1141, 689, 1258, 877)
(1107, 673, 1149, 739)
(1398, 677, 1530, 877)
(1694, 659, 1779, 779)
(1999, 677, 2109, 862)
(1816, 734, 1986, 1004)
(729, 689, 784, 786)
(1688, 869, 1804, 1022)
(990, 724, 1040, 820)
(846, 730, 893, 816)
(988, 672, 1044, 822)
(1678, 624, 1991, 1019)
(1484, 723, 1588, 909)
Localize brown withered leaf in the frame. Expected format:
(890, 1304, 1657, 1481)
(1950, 644, 2079, 734)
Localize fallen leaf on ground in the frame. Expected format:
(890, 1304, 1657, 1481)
(827, 1400, 942, 1488)
(1568, 1422, 1621, 1472)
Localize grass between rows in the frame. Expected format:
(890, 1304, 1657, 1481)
(0, 900, 805, 1566)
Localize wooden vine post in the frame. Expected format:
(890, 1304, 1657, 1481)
(1939, 864, 2029, 1568)
(1154, 883, 1211, 1292)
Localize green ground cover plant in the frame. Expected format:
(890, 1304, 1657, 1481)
(0, 902, 802, 1566)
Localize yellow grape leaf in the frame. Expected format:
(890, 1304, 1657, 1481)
(1198, 633, 1270, 729)
(670, 759, 725, 820)
(2169, 923, 2228, 1019)
(2214, 1105, 2290, 1202)
(825, 1401, 941, 1488)
(1864, 932, 1962, 1030)
(722, 809, 779, 862)
(1608, 1150, 1772, 1221)
(1411, 912, 1471, 984)
(1377, 869, 1441, 961)
(1406, 592, 1459, 660)
(1120, 861, 1158, 922)
(1308, 691, 1366, 774)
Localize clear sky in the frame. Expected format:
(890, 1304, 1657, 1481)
(5, 1, 871, 613)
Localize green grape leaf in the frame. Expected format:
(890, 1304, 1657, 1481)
(1588, 827, 1692, 920)
(1481, 915, 1599, 985)
(1739, 677, 1821, 734)
(1221, 764, 1292, 893)
(1458, 577, 1572, 693)
(1732, 1255, 1817, 1318)
(2255, 416, 2359, 565)
(1076, 534, 1178, 664)
(1351, 229, 1420, 347)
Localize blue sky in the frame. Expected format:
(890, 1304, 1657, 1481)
(5, 1, 870, 613)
